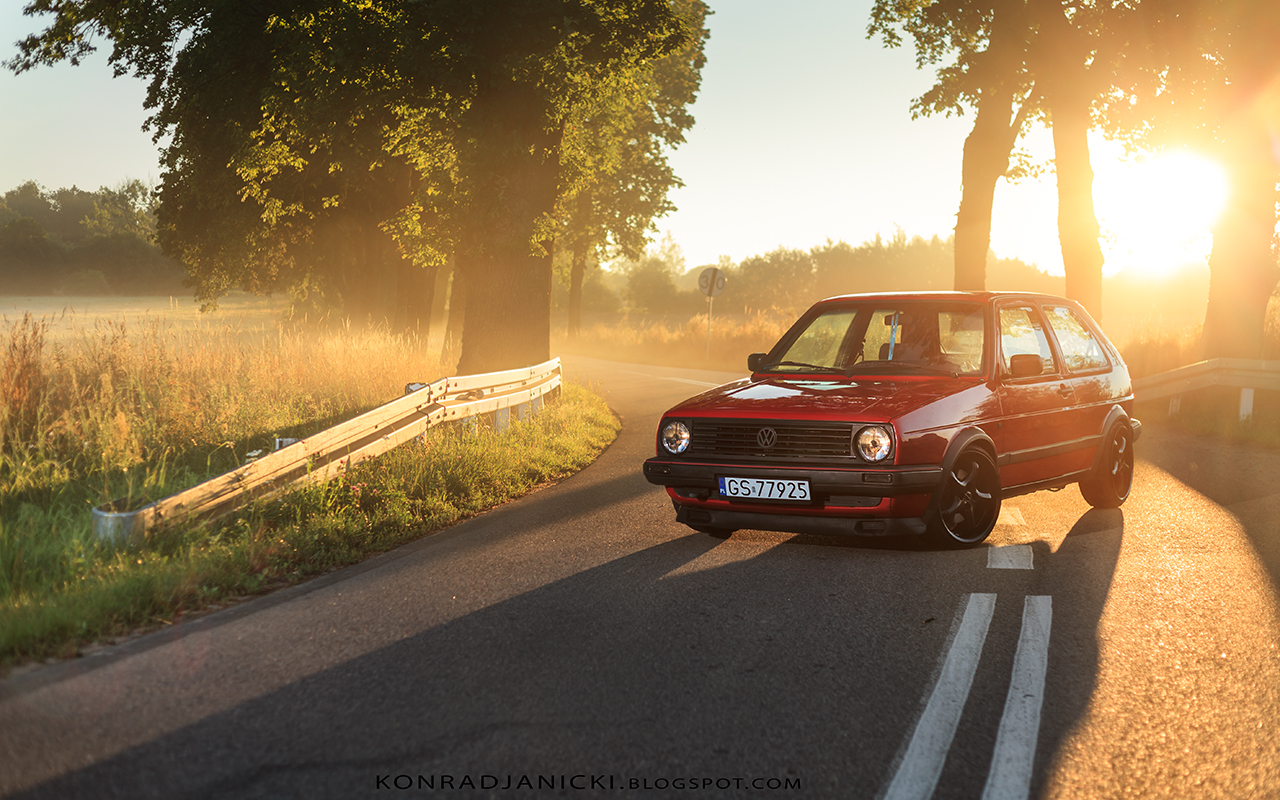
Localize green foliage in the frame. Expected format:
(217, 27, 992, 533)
(8, 0, 701, 369)
(558, 0, 709, 263)
(620, 234, 704, 315)
(83, 179, 157, 240)
(0, 181, 184, 295)
(0, 381, 618, 665)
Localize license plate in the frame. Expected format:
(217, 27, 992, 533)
(718, 476, 811, 502)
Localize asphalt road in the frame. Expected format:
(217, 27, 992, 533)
(3, 355, 1280, 799)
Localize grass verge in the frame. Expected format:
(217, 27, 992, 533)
(0, 382, 618, 670)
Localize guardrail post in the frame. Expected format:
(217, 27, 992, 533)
(1239, 387, 1254, 423)
(1168, 394, 1181, 416)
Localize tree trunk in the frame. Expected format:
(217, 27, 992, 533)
(954, 0, 1030, 291)
(955, 90, 1019, 290)
(567, 239, 588, 338)
(454, 82, 562, 375)
(1039, 1, 1104, 322)
(1203, 120, 1280, 359)
(444, 257, 466, 354)
(1050, 95, 1104, 322)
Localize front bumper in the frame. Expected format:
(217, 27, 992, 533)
(643, 456, 942, 536)
(642, 457, 942, 498)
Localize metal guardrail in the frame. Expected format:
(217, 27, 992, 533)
(92, 358, 563, 542)
(1133, 357, 1280, 421)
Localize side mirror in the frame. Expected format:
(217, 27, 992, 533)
(1009, 353, 1043, 378)
(747, 353, 768, 372)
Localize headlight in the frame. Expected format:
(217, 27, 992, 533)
(855, 425, 893, 462)
(661, 420, 691, 454)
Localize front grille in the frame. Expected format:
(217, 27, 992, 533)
(690, 419, 853, 460)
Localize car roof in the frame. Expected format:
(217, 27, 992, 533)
(814, 290, 1074, 305)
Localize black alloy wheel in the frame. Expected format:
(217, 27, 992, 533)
(1080, 424, 1134, 508)
(927, 448, 1001, 547)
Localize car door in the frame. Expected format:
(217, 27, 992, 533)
(994, 302, 1077, 490)
(1040, 302, 1115, 475)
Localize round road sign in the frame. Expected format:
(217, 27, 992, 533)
(698, 267, 727, 298)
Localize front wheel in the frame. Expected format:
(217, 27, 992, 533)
(926, 448, 1001, 548)
(1079, 424, 1133, 508)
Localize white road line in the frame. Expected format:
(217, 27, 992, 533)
(618, 370, 720, 388)
(982, 596, 1053, 800)
(883, 593, 997, 800)
(987, 545, 1034, 570)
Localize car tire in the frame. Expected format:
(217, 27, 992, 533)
(1079, 423, 1133, 508)
(926, 447, 1001, 548)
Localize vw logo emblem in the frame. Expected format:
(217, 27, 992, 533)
(757, 427, 778, 449)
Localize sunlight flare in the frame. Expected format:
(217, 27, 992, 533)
(1094, 149, 1229, 279)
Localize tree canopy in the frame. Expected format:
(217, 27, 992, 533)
(9, 0, 702, 373)
(870, 0, 1280, 342)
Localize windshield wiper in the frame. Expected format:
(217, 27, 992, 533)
(761, 360, 850, 376)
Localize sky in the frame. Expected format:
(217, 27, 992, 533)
(0, 1, 1226, 279)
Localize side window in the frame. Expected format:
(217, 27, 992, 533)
(1043, 305, 1109, 372)
(999, 306, 1056, 376)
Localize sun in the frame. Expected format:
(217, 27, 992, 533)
(1093, 149, 1229, 279)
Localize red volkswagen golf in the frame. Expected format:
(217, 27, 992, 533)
(642, 292, 1140, 547)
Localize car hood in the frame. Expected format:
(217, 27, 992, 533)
(666, 375, 978, 423)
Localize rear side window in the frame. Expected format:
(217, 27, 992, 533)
(1043, 305, 1109, 372)
(999, 306, 1056, 376)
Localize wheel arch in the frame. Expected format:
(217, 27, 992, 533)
(939, 426, 998, 477)
(1089, 405, 1134, 477)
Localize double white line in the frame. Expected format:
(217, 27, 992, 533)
(883, 594, 1053, 800)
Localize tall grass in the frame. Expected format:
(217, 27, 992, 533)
(0, 310, 618, 666)
(557, 310, 794, 372)
(1118, 293, 1280, 379)
(1, 312, 450, 509)
(1, 383, 617, 665)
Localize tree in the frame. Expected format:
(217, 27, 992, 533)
(9, 1, 690, 374)
(84, 179, 156, 240)
(558, 0, 710, 338)
(623, 234, 687, 314)
(1101, 0, 1280, 358)
(869, 0, 1108, 319)
(869, 0, 1038, 293)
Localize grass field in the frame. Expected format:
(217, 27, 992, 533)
(0, 298, 618, 668)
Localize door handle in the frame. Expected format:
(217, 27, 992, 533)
(1057, 383, 1073, 398)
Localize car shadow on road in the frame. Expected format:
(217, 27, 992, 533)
(10, 527, 1015, 799)
(1028, 507, 1124, 799)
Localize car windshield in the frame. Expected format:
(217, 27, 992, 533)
(767, 301, 987, 377)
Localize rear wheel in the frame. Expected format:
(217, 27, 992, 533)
(926, 448, 1001, 548)
(1080, 424, 1133, 508)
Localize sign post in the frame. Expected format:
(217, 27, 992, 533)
(697, 267, 727, 360)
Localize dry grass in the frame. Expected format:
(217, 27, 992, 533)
(0, 309, 451, 507)
(0, 301, 618, 667)
(557, 310, 793, 372)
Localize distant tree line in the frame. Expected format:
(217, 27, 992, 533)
(594, 230, 1062, 320)
(0, 180, 186, 296)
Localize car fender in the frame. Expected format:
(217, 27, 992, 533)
(938, 426, 998, 479)
(1088, 405, 1135, 476)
